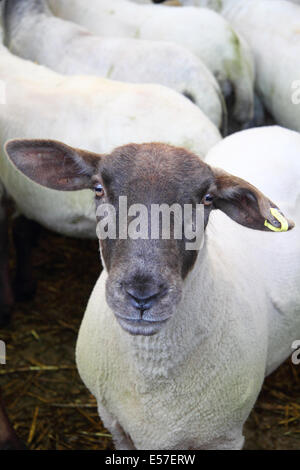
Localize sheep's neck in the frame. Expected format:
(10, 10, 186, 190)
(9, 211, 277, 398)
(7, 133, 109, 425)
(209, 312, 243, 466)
(117, 240, 224, 380)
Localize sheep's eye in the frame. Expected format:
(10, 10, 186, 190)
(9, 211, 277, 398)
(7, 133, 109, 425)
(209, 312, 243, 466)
(94, 184, 104, 198)
(203, 193, 214, 206)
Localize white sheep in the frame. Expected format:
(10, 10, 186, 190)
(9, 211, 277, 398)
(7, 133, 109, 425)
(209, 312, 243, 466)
(5, 126, 299, 449)
(48, 0, 255, 126)
(76, 126, 300, 450)
(0, 44, 220, 239)
(159, 0, 300, 132)
(3, 0, 224, 129)
(219, 0, 300, 132)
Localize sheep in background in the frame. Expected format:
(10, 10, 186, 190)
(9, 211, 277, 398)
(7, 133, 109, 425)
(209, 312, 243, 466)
(3, 0, 225, 130)
(152, 0, 300, 132)
(5, 126, 299, 449)
(0, 44, 220, 325)
(219, 0, 300, 133)
(48, 0, 255, 129)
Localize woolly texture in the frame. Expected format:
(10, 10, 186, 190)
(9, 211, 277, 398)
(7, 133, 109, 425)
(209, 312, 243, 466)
(180, 0, 300, 131)
(48, 0, 255, 124)
(3, 0, 223, 128)
(76, 127, 300, 449)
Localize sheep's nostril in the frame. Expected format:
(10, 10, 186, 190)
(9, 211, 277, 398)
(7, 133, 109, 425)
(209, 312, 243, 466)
(125, 287, 162, 311)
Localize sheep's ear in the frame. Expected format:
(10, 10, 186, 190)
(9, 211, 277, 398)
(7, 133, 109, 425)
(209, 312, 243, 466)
(4, 139, 102, 191)
(212, 168, 294, 232)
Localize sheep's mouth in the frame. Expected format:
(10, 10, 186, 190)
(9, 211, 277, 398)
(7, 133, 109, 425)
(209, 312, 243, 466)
(115, 314, 169, 336)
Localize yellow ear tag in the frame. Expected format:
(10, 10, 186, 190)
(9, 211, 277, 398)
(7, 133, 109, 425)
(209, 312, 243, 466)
(264, 208, 289, 232)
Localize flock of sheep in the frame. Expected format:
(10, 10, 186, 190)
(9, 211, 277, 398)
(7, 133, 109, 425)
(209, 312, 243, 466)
(0, 0, 300, 451)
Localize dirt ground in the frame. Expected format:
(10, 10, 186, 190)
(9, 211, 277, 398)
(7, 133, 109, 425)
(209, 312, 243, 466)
(0, 225, 299, 450)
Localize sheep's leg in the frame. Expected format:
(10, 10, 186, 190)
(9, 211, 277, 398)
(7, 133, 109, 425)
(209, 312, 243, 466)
(0, 391, 26, 450)
(12, 215, 41, 301)
(0, 198, 14, 327)
(98, 404, 136, 450)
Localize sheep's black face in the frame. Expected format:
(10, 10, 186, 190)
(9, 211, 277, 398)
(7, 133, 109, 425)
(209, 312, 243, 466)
(94, 143, 215, 336)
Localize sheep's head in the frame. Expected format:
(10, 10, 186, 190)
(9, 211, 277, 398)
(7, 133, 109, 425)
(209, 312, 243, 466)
(5, 140, 294, 336)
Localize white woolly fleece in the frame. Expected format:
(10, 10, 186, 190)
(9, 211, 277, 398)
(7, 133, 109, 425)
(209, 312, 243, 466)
(76, 126, 300, 449)
(5, 0, 223, 128)
(173, 0, 300, 132)
(48, 0, 255, 124)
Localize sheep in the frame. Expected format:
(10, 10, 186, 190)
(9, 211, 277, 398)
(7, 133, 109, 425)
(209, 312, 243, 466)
(3, 0, 225, 130)
(0, 44, 220, 325)
(48, 0, 255, 128)
(4, 125, 299, 449)
(0, 389, 25, 450)
(156, 0, 300, 132)
(217, 0, 300, 133)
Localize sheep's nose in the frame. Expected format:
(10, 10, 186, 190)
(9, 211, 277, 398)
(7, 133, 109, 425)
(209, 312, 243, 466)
(125, 286, 162, 311)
